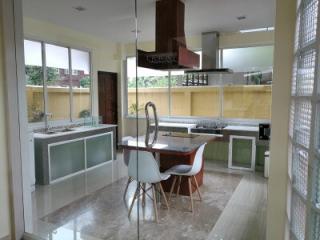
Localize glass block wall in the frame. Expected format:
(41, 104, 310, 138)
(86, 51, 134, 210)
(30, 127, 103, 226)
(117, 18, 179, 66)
(288, 0, 320, 239)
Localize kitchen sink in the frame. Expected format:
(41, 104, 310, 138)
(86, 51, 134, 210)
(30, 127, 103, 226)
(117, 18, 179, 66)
(43, 130, 57, 135)
(59, 128, 75, 132)
(42, 128, 75, 135)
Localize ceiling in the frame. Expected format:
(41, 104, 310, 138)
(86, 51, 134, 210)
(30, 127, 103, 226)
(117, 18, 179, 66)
(22, 0, 276, 43)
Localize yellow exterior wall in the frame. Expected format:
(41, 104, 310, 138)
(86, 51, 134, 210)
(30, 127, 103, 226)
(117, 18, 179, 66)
(26, 86, 90, 121)
(23, 17, 121, 117)
(0, 13, 12, 239)
(128, 85, 271, 119)
(223, 85, 272, 119)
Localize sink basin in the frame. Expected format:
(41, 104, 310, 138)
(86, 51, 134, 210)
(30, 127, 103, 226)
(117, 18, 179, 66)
(42, 128, 75, 135)
(43, 131, 57, 135)
(59, 128, 75, 132)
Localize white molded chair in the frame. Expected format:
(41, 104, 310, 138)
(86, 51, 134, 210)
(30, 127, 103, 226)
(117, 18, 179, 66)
(128, 150, 170, 222)
(122, 136, 135, 199)
(165, 143, 207, 213)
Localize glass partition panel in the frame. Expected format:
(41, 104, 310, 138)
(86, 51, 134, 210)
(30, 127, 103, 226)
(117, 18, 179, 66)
(23, 0, 140, 239)
(24, 40, 44, 123)
(45, 43, 71, 121)
(71, 49, 91, 119)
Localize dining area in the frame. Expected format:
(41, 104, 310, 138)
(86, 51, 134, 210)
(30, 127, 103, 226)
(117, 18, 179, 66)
(120, 131, 214, 223)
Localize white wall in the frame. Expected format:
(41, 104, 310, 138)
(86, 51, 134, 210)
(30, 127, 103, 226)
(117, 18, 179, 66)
(266, 0, 296, 239)
(0, 14, 12, 239)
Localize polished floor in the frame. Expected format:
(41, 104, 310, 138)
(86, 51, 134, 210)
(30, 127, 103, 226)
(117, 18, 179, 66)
(28, 154, 267, 240)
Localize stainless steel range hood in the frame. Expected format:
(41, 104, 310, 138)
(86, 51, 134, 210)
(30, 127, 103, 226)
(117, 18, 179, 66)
(186, 32, 233, 74)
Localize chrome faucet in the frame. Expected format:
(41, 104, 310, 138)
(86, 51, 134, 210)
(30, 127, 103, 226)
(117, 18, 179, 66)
(44, 112, 53, 132)
(145, 102, 159, 147)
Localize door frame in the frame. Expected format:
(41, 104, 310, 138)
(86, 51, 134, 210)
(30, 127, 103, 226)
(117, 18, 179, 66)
(1, 0, 28, 238)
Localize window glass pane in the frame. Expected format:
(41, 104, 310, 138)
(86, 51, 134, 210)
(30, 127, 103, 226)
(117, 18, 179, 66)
(222, 46, 274, 72)
(45, 44, 70, 121)
(310, 210, 320, 240)
(294, 100, 312, 148)
(24, 40, 44, 123)
(291, 192, 306, 240)
(292, 146, 309, 197)
(312, 158, 320, 209)
(71, 49, 91, 119)
(127, 57, 169, 116)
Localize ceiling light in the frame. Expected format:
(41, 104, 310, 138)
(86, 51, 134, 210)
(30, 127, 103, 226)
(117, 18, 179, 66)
(131, 30, 142, 34)
(237, 15, 246, 21)
(240, 27, 275, 33)
(73, 6, 86, 12)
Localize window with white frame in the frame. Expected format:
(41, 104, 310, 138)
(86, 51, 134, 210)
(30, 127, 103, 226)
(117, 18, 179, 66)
(24, 39, 92, 123)
(126, 46, 273, 120)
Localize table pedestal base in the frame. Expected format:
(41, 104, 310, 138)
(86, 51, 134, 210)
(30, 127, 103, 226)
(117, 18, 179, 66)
(159, 151, 203, 196)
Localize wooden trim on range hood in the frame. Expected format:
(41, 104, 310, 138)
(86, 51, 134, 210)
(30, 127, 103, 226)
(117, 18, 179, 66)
(138, 0, 200, 70)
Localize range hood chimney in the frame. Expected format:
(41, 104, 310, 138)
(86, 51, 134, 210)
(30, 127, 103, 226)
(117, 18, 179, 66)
(138, 0, 200, 70)
(186, 32, 233, 74)
(202, 32, 220, 70)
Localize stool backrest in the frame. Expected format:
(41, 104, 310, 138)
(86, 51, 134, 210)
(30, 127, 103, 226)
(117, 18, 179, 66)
(189, 143, 207, 175)
(128, 150, 162, 183)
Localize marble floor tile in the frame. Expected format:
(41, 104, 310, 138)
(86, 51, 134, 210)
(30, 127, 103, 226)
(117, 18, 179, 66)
(30, 165, 242, 240)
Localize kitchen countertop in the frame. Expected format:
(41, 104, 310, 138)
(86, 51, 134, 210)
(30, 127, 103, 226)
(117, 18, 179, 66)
(33, 124, 117, 139)
(119, 131, 216, 154)
(152, 122, 197, 128)
(152, 122, 197, 133)
(224, 125, 259, 132)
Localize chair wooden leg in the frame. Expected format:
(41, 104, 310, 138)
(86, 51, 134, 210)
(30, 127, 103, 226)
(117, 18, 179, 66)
(152, 184, 159, 223)
(188, 177, 194, 213)
(169, 176, 177, 201)
(142, 183, 146, 207)
(123, 177, 132, 200)
(176, 176, 182, 197)
(128, 184, 140, 218)
(158, 182, 169, 209)
(193, 175, 202, 201)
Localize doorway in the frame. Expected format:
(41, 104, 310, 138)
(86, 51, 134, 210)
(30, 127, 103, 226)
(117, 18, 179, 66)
(98, 71, 118, 125)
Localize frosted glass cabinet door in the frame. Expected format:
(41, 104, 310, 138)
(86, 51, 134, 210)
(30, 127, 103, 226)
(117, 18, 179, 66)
(49, 140, 85, 182)
(86, 133, 113, 168)
(228, 135, 256, 171)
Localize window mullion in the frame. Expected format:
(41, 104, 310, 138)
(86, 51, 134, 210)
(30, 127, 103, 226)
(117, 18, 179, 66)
(68, 48, 73, 122)
(168, 71, 172, 117)
(41, 42, 49, 128)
